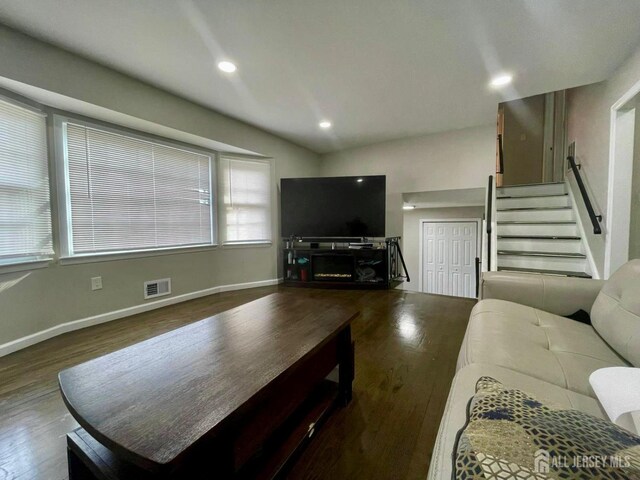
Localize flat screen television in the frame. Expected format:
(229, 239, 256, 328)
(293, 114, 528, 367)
(280, 175, 386, 238)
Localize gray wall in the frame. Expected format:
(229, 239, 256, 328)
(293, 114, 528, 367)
(501, 94, 545, 186)
(566, 41, 640, 274)
(0, 26, 321, 346)
(320, 124, 496, 238)
(402, 206, 485, 292)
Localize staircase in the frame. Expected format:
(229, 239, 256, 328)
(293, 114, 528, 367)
(495, 182, 591, 278)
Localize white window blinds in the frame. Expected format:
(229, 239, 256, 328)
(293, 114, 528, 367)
(64, 122, 214, 255)
(219, 156, 272, 244)
(0, 98, 53, 265)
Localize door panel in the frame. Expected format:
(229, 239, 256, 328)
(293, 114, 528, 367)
(436, 269, 446, 295)
(450, 271, 460, 297)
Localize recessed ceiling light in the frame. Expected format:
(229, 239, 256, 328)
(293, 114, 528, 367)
(403, 205, 416, 210)
(490, 74, 512, 88)
(356, 178, 364, 183)
(217, 61, 237, 73)
(319, 121, 332, 129)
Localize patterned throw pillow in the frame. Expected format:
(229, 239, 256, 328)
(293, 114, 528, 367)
(454, 377, 640, 479)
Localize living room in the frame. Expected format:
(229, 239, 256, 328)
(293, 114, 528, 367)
(1, 1, 640, 479)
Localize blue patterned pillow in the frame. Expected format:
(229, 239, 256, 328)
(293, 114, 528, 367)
(454, 377, 640, 479)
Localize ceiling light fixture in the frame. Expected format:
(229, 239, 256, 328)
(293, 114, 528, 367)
(356, 178, 364, 183)
(319, 121, 332, 129)
(403, 205, 416, 210)
(217, 61, 237, 73)
(490, 74, 512, 88)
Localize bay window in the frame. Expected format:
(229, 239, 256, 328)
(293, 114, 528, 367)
(58, 118, 215, 256)
(219, 156, 272, 244)
(0, 97, 53, 267)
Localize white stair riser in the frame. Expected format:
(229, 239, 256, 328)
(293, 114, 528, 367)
(497, 209, 574, 222)
(497, 238, 584, 254)
(497, 195, 570, 209)
(492, 182, 590, 277)
(498, 255, 586, 272)
(498, 183, 566, 197)
(498, 223, 578, 236)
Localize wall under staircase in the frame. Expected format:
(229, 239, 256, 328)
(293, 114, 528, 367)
(495, 182, 592, 278)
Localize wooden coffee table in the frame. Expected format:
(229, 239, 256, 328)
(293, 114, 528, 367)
(58, 293, 358, 479)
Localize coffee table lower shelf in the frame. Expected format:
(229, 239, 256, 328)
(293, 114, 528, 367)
(67, 380, 340, 480)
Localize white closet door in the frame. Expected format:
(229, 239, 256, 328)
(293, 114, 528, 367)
(422, 221, 477, 298)
(448, 222, 477, 298)
(423, 223, 449, 295)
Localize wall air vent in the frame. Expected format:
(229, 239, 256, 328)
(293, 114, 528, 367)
(144, 278, 171, 300)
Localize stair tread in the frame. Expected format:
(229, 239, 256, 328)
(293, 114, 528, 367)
(498, 250, 586, 258)
(497, 181, 565, 188)
(498, 235, 581, 240)
(497, 266, 591, 278)
(497, 221, 576, 225)
(497, 193, 568, 200)
(497, 236, 581, 242)
(497, 206, 572, 212)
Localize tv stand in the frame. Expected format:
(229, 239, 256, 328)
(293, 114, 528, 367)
(283, 238, 407, 289)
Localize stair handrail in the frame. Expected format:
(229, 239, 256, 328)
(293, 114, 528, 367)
(497, 134, 505, 174)
(567, 156, 602, 235)
(483, 175, 497, 273)
(486, 175, 493, 271)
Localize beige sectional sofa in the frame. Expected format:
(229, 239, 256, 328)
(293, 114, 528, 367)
(428, 259, 640, 479)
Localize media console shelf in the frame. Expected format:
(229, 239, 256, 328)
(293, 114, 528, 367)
(283, 238, 407, 289)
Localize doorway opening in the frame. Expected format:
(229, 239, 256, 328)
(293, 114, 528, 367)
(497, 91, 567, 187)
(607, 79, 640, 276)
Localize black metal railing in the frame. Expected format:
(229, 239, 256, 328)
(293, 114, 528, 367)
(567, 156, 602, 235)
(475, 256, 480, 298)
(497, 134, 504, 174)
(486, 175, 494, 270)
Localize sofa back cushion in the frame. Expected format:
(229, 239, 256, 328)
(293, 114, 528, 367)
(592, 259, 640, 366)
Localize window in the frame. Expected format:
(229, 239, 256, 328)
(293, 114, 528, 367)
(219, 156, 272, 244)
(59, 119, 215, 256)
(0, 97, 53, 266)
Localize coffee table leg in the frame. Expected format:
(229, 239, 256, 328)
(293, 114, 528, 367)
(338, 325, 354, 405)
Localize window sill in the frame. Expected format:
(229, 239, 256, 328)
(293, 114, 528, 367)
(222, 241, 273, 249)
(0, 258, 53, 275)
(58, 244, 219, 265)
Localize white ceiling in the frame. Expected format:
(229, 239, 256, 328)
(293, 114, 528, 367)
(1, 1, 639, 154)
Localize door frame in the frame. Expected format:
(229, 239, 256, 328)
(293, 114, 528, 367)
(418, 218, 482, 295)
(606, 77, 640, 277)
(542, 92, 555, 183)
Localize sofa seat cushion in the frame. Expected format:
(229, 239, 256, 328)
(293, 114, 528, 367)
(427, 363, 605, 480)
(457, 299, 628, 397)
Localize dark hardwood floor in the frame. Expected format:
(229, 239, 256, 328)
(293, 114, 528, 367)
(0, 286, 474, 480)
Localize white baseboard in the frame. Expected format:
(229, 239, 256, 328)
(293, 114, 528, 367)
(0, 277, 282, 357)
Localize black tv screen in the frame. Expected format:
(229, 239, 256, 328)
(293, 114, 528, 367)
(281, 175, 386, 238)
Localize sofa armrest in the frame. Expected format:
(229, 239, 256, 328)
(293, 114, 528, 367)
(481, 272, 605, 316)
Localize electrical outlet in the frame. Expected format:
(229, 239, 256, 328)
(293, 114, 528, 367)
(91, 276, 103, 291)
